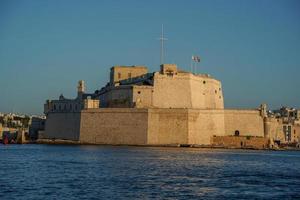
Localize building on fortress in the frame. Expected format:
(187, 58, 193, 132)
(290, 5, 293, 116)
(95, 64, 224, 109)
(44, 80, 99, 113)
(43, 64, 300, 148)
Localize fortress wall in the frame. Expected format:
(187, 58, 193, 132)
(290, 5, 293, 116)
(188, 109, 225, 145)
(189, 76, 206, 109)
(264, 118, 284, 143)
(111, 66, 148, 83)
(212, 136, 269, 149)
(224, 110, 264, 137)
(152, 73, 224, 109)
(147, 109, 189, 145)
(102, 86, 133, 107)
(152, 73, 192, 108)
(44, 112, 81, 140)
(189, 76, 224, 109)
(132, 86, 153, 108)
(79, 108, 148, 145)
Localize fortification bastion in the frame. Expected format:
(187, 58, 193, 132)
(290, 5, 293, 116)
(42, 64, 298, 148)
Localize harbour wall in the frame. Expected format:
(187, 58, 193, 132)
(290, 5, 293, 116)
(44, 112, 81, 140)
(44, 108, 265, 145)
(224, 109, 264, 137)
(80, 108, 148, 145)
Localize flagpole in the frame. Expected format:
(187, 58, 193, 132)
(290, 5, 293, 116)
(159, 24, 167, 65)
(191, 56, 193, 73)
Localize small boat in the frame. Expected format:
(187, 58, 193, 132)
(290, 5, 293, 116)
(3, 136, 9, 145)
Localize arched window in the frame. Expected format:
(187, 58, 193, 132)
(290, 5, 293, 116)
(53, 105, 56, 110)
(234, 130, 240, 136)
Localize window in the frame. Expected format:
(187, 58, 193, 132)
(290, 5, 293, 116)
(128, 73, 131, 78)
(215, 90, 217, 94)
(138, 91, 141, 94)
(118, 73, 121, 79)
(64, 104, 66, 110)
(203, 81, 206, 84)
(234, 130, 240, 136)
(53, 105, 56, 110)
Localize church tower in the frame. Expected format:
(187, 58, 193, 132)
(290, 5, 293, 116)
(77, 80, 85, 99)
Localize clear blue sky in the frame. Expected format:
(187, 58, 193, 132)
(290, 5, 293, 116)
(0, 0, 299, 115)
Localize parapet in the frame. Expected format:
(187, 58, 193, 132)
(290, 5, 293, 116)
(84, 99, 100, 109)
(110, 65, 148, 85)
(160, 64, 178, 75)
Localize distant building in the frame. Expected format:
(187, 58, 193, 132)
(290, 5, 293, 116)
(44, 80, 99, 114)
(29, 117, 46, 140)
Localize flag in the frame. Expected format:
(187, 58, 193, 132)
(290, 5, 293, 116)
(192, 55, 200, 62)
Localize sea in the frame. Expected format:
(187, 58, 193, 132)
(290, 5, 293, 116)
(0, 144, 299, 199)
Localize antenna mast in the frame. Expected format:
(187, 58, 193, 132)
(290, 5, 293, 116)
(159, 24, 167, 65)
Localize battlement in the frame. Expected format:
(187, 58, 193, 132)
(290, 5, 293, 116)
(110, 65, 148, 85)
(160, 64, 178, 75)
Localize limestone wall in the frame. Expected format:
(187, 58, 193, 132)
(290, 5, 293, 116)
(79, 108, 148, 145)
(44, 108, 269, 146)
(152, 73, 192, 108)
(110, 66, 148, 84)
(264, 118, 284, 142)
(152, 72, 224, 109)
(224, 110, 264, 137)
(100, 86, 133, 108)
(132, 86, 153, 108)
(44, 112, 81, 140)
(190, 75, 224, 109)
(212, 136, 269, 149)
(188, 109, 225, 145)
(147, 109, 189, 145)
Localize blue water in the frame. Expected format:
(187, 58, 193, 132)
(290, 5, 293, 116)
(0, 145, 299, 199)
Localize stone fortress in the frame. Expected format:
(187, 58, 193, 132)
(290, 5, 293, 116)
(43, 64, 300, 148)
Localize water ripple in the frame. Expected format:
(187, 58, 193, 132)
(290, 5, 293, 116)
(0, 145, 300, 199)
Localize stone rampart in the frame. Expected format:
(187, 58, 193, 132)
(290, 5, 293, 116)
(212, 135, 269, 149)
(147, 109, 189, 145)
(44, 112, 81, 140)
(79, 108, 148, 145)
(188, 109, 225, 145)
(44, 108, 267, 146)
(152, 73, 223, 109)
(224, 109, 264, 137)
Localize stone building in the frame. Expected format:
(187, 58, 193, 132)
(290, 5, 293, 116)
(44, 80, 99, 114)
(97, 64, 223, 109)
(29, 116, 46, 140)
(42, 64, 299, 148)
(264, 107, 300, 146)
